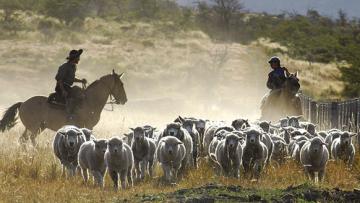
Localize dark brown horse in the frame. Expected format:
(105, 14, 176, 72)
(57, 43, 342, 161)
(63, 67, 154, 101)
(0, 70, 127, 146)
(260, 72, 302, 122)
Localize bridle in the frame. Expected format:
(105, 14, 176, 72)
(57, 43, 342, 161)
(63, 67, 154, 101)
(104, 75, 121, 111)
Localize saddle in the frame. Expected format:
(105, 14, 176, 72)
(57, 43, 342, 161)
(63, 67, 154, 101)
(47, 86, 85, 108)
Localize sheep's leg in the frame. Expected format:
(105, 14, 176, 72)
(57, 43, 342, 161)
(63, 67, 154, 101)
(253, 161, 262, 180)
(62, 165, 66, 178)
(120, 170, 127, 190)
(140, 160, 146, 180)
(148, 159, 154, 178)
(134, 160, 141, 180)
(81, 168, 88, 183)
(318, 170, 325, 182)
(173, 163, 182, 183)
(92, 170, 104, 188)
(127, 168, 133, 188)
(308, 170, 316, 182)
(109, 170, 119, 190)
(193, 148, 198, 169)
(349, 153, 355, 168)
(162, 164, 171, 183)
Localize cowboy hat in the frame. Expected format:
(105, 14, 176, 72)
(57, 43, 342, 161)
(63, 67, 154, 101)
(66, 49, 83, 60)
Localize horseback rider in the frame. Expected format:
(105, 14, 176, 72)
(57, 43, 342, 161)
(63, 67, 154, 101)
(55, 49, 87, 120)
(266, 56, 290, 90)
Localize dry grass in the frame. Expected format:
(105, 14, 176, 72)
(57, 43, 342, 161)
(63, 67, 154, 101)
(1, 122, 360, 202)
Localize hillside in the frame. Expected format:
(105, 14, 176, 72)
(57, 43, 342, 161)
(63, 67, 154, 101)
(0, 15, 344, 130)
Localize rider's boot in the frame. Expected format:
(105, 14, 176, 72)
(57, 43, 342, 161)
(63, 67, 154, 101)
(65, 98, 76, 122)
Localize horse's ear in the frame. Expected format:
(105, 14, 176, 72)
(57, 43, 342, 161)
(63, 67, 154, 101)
(112, 69, 115, 75)
(294, 71, 298, 77)
(119, 72, 124, 79)
(285, 70, 290, 78)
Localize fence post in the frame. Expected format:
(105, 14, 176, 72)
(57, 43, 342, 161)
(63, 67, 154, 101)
(310, 101, 317, 124)
(331, 102, 339, 129)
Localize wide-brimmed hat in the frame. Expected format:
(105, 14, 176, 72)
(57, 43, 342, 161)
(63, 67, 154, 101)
(66, 49, 83, 60)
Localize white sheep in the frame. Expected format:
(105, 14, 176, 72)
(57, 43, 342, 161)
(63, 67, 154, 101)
(78, 139, 108, 187)
(130, 127, 156, 180)
(242, 129, 268, 180)
(210, 133, 243, 178)
(53, 126, 86, 178)
(105, 137, 134, 190)
(156, 136, 186, 183)
(160, 122, 193, 170)
(300, 137, 329, 182)
(331, 132, 356, 167)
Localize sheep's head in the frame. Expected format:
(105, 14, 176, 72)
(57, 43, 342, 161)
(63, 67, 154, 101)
(123, 132, 133, 145)
(259, 121, 271, 133)
(215, 129, 228, 140)
(60, 129, 82, 149)
(195, 119, 206, 135)
(81, 128, 93, 141)
(309, 137, 326, 154)
(279, 118, 289, 127)
(107, 137, 122, 155)
(94, 139, 108, 155)
(273, 140, 288, 155)
(164, 122, 184, 140)
(225, 133, 242, 151)
(287, 116, 302, 128)
(162, 137, 183, 156)
(131, 127, 145, 143)
(231, 118, 249, 130)
(306, 124, 316, 135)
(340, 132, 355, 146)
(245, 129, 262, 145)
(182, 119, 196, 133)
(143, 125, 156, 138)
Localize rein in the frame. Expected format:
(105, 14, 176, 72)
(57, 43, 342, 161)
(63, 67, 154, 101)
(104, 94, 116, 111)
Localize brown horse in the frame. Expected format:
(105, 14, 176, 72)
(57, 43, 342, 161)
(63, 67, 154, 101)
(260, 72, 302, 122)
(0, 70, 127, 146)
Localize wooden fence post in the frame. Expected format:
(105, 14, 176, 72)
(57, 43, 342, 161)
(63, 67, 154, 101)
(331, 102, 339, 129)
(310, 101, 317, 125)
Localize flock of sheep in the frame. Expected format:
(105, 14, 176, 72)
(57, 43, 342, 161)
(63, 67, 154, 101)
(52, 116, 358, 190)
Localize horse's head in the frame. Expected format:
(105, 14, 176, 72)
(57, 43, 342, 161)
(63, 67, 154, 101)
(110, 70, 127, 105)
(284, 71, 300, 94)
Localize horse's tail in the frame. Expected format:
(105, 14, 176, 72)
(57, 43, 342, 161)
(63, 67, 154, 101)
(0, 102, 23, 132)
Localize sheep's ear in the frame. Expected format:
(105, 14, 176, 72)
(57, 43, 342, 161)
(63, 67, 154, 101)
(178, 116, 185, 124)
(176, 141, 183, 145)
(119, 72, 124, 79)
(296, 115, 303, 120)
(112, 69, 115, 75)
(152, 127, 157, 131)
(286, 116, 290, 119)
(350, 133, 357, 137)
(129, 128, 135, 131)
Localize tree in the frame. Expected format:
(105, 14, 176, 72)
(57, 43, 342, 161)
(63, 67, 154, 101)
(212, 0, 243, 30)
(337, 9, 348, 26)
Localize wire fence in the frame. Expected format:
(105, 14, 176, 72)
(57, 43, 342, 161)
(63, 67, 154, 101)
(299, 93, 360, 131)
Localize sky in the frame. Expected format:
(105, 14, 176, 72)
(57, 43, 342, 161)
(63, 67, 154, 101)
(177, 0, 360, 19)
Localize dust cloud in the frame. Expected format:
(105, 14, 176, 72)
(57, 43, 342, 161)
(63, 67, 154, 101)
(0, 28, 270, 134)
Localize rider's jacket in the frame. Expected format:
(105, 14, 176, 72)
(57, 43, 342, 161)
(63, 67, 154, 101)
(55, 62, 77, 86)
(266, 67, 286, 90)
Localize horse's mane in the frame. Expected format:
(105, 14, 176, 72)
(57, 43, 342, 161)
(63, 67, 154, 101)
(86, 74, 112, 90)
